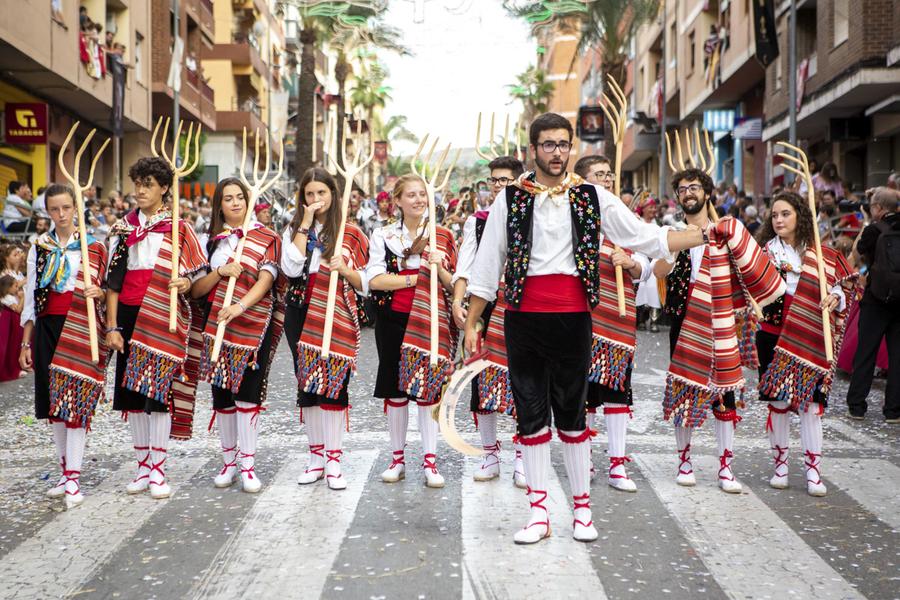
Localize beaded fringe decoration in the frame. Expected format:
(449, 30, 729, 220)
(123, 341, 184, 405)
(298, 343, 356, 400)
(477, 365, 516, 416)
(399, 345, 453, 406)
(663, 375, 716, 428)
(758, 348, 825, 413)
(199, 336, 256, 394)
(736, 309, 759, 369)
(48, 367, 103, 429)
(588, 336, 633, 391)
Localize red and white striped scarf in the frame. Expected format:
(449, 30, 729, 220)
(122, 220, 208, 407)
(589, 238, 637, 390)
(398, 226, 459, 405)
(48, 241, 108, 429)
(759, 246, 858, 411)
(200, 226, 282, 393)
(664, 217, 786, 427)
(298, 224, 369, 399)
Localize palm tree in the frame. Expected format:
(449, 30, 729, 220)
(378, 114, 418, 147)
(508, 65, 555, 124)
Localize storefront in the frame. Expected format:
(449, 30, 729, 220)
(0, 80, 48, 194)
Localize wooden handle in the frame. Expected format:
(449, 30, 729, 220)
(210, 253, 241, 363)
(614, 262, 626, 317)
(321, 177, 353, 358)
(169, 186, 180, 333)
(428, 187, 439, 365)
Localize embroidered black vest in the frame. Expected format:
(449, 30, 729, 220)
(663, 250, 692, 318)
(474, 215, 488, 247)
(502, 182, 603, 309)
(370, 243, 401, 310)
(32, 246, 52, 316)
(761, 264, 790, 328)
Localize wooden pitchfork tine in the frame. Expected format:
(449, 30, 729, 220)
(57, 122, 109, 364)
(410, 134, 461, 365)
(210, 127, 284, 362)
(777, 141, 834, 362)
(599, 74, 629, 317)
(150, 116, 202, 333)
(475, 112, 515, 160)
(321, 118, 375, 357)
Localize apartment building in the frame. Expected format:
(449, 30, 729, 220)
(0, 0, 152, 196)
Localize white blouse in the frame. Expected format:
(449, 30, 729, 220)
(106, 211, 164, 271)
(20, 234, 83, 326)
(199, 229, 278, 279)
(280, 222, 323, 279)
(365, 220, 425, 282)
(765, 237, 846, 310)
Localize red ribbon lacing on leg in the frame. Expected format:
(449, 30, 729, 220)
(479, 441, 501, 471)
(219, 445, 237, 475)
(572, 492, 592, 528)
(557, 429, 591, 444)
(524, 487, 550, 530)
(303, 444, 325, 476)
(422, 453, 439, 474)
(133, 446, 151, 483)
(326, 449, 344, 482)
(64, 470, 81, 496)
(608, 456, 632, 480)
(765, 403, 790, 433)
(208, 407, 237, 432)
(603, 405, 633, 418)
(239, 451, 256, 480)
(389, 449, 405, 468)
(678, 444, 693, 476)
(384, 398, 409, 414)
(235, 404, 266, 427)
(149, 447, 167, 488)
(804, 450, 823, 485)
(718, 449, 736, 482)
(714, 408, 743, 429)
(772, 445, 789, 477)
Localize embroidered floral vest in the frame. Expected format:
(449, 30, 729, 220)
(370, 243, 402, 309)
(502, 181, 603, 309)
(663, 250, 692, 318)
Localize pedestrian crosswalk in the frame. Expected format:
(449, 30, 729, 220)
(0, 437, 896, 600)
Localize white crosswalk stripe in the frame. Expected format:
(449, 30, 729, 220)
(0, 454, 208, 600)
(634, 453, 865, 600)
(191, 449, 378, 600)
(826, 458, 900, 532)
(461, 451, 609, 600)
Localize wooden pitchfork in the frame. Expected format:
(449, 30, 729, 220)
(475, 112, 525, 162)
(57, 122, 109, 364)
(150, 116, 202, 333)
(599, 74, 629, 317)
(210, 127, 284, 362)
(665, 125, 763, 318)
(777, 141, 834, 362)
(410, 134, 461, 365)
(321, 118, 375, 357)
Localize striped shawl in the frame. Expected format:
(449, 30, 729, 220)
(476, 285, 515, 416)
(298, 224, 370, 399)
(399, 226, 459, 405)
(758, 246, 858, 412)
(589, 238, 637, 391)
(200, 226, 282, 394)
(48, 240, 108, 428)
(664, 217, 785, 427)
(121, 219, 208, 406)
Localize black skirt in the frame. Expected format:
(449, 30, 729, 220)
(112, 303, 167, 413)
(211, 319, 276, 409)
(373, 307, 412, 400)
(33, 314, 66, 420)
(756, 328, 826, 406)
(586, 371, 634, 409)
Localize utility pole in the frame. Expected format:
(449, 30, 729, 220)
(173, 0, 180, 152)
(788, 0, 797, 146)
(658, 0, 667, 201)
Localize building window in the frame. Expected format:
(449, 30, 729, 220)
(135, 32, 144, 84)
(834, 0, 849, 47)
(689, 30, 696, 73)
(639, 65, 645, 101)
(774, 54, 782, 91)
(669, 22, 677, 68)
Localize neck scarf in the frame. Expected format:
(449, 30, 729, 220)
(513, 171, 586, 203)
(124, 208, 172, 247)
(36, 230, 94, 292)
(214, 221, 262, 241)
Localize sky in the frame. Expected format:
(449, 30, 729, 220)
(378, 0, 536, 156)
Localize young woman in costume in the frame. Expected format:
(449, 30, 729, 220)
(756, 191, 855, 496)
(19, 184, 108, 508)
(192, 177, 283, 493)
(367, 174, 457, 488)
(281, 168, 368, 490)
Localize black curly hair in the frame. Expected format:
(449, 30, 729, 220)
(128, 157, 174, 199)
(756, 190, 815, 250)
(671, 167, 714, 198)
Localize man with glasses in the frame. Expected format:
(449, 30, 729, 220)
(652, 168, 783, 495)
(573, 154, 648, 491)
(466, 113, 711, 545)
(452, 155, 526, 487)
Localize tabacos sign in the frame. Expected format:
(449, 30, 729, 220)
(4, 103, 49, 144)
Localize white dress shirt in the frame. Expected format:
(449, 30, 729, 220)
(451, 212, 484, 285)
(280, 223, 323, 279)
(468, 183, 671, 302)
(365, 220, 424, 284)
(106, 210, 164, 271)
(20, 233, 82, 326)
(765, 237, 846, 310)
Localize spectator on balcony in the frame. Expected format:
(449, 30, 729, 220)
(186, 50, 198, 74)
(79, 19, 106, 79)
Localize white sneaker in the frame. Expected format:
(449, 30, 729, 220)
(769, 445, 789, 489)
(381, 450, 406, 483)
(718, 450, 742, 494)
(676, 445, 696, 487)
(512, 451, 527, 489)
(608, 456, 637, 493)
(325, 450, 347, 490)
(422, 454, 444, 488)
(473, 442, 500, 482)
(513, 489, 551, 545)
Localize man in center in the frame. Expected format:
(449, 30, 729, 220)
(465, 113, 710, 545)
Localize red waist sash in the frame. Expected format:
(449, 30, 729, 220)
(42, 291, 74, 316)
(390, 269, 420, 314)
(507, 274, 589, 313)
(119, 269, 153, 306)
(760, 293, 794, 335)
(304, 272, 318, 306)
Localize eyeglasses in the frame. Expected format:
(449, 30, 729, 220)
(539, 140, 572, 153)
(487, 177, 515, 186)
(591, 170, 615, 180)
(676, 184, 704, 196)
